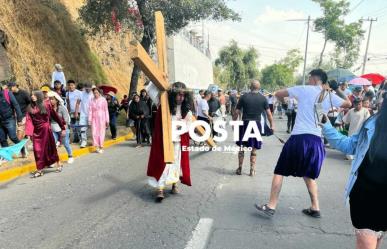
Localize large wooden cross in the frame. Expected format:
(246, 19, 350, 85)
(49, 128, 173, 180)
(130, 11, 215, 164)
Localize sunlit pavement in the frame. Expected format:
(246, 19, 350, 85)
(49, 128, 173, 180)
(0, 118, 358, 249)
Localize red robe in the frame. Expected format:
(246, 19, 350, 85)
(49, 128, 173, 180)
(147, 107, 191, 186)
(26, 103, 65, 170)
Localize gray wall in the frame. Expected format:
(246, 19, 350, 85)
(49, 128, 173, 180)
(167, 35, 213, 90)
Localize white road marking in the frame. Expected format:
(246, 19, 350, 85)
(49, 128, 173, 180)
(185, 218, 214, 249)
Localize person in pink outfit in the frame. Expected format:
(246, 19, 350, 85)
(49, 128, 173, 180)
(88, 88, 109, 153)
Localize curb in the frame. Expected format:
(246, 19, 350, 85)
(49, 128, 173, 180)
(0, 133, 134, 183)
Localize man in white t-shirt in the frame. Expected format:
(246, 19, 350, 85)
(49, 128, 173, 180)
(194, 90, 205, 117)
(196, 91, 212, 122)
(79, 83, 94, 148)
(66, 80, 82, 143)
(255, 69, 351, 219)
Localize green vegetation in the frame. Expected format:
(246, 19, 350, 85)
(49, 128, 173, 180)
(312, 0, 365, 68)
(79, 0, 241, 95)
(0, 0, 107, 89)
(260, 49, 303, 90)
(214, 40, 259, 91)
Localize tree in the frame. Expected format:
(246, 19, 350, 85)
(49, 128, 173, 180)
(279, 49, 303, 71)
(260, 49, 303, 90)
(243, 47, 260, 80)
(261, 64, 294, 90)
(214, 40, 260, 91)
(313, 0, 364, 68)
(332, 21, 364, 68)
(79, 0, 240, 94)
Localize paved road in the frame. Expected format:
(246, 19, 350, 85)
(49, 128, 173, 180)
(0, 118, 371, 249)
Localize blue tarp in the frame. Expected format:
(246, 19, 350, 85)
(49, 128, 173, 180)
(0, 139, 28, 161)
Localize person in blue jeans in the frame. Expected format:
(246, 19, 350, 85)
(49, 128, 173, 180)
(49, 91, 74, 164)
(322, 93, 386, 249)
(0, 86, 25, 156)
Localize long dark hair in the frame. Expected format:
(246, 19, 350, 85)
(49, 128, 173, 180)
(168, 82, 193, 118)
(369, 93, 387, 163)
(28, 91, 47, 115)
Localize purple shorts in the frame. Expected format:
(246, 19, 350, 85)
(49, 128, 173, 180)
(236, 120, 262, 149)
(274, 134, 326, 179)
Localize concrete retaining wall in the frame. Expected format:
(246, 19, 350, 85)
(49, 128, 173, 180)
(167, 35, 213, 90)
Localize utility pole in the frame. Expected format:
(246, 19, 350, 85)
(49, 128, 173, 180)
(287, 16, 313, 85)
(303, 16, 311, 85)
(361, 18, 377, 75)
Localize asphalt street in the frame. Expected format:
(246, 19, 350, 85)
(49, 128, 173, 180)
(0, 118, 376, 249)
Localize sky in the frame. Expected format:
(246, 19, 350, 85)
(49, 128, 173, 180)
(196, 0, 387, 75)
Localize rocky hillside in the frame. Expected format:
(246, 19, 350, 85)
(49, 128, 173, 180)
(0, 0, 137, 94)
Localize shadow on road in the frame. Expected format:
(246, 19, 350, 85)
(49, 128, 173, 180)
(83, 174, 155, 204)
(202, 166, 235, 176)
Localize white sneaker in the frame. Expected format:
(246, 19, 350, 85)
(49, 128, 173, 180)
(99, 149, 104, 154)
(80, 141, 87, 148)
(68, 157, 74, 164)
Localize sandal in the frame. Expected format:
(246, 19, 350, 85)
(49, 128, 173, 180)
(235, 167, 242, 175)
(302, 208, 321, 218)
(31, 171, 44, 178)
(254, 204, 275, 218)
(55, 165, 63, 173)
(249, 167, 256, 176)
(171, 184, 179, 194)
(156, 189, 164, 203)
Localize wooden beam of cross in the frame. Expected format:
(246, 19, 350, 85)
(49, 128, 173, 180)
(130, 11, 215, 164)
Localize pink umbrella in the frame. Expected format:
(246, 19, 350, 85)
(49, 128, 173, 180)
(348, 77, 372, 86)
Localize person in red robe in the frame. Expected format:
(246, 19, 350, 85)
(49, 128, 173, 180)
(26, 91, 66, 178)
(147, 82, 193, 202)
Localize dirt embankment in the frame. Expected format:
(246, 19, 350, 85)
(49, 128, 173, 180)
(0, 0, 142, 95)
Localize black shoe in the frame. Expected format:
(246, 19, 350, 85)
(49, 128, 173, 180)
(302, 208, 321, 218)
(255, 204, 275, 218)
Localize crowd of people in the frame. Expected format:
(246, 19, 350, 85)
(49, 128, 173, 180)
(0, 64, 137, 176)
(1, 64, 386, 248)
(149, 69, 386, 249)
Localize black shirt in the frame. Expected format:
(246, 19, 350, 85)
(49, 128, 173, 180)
(208, 97, 220, 116)
(230, 95, 238, 107)
(358, 150, 387, 186)
(13, 89, 31, 117)
(236, 92, 269, 121)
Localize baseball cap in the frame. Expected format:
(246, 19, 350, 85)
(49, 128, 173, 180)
(40, 86, 51, 92)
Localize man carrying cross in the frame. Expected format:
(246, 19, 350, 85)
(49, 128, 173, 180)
(147, 82, 193, 202)
(130, 11, 215, 202)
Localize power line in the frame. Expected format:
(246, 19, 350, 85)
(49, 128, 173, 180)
(362, 5, 387, 17)
(209, 37, 321, 54)
(350, 0, 366, 13)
